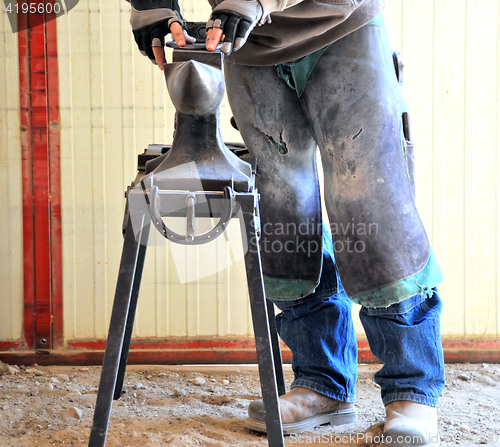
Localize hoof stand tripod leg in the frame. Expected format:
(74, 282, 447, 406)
(88, 46, 285, 447)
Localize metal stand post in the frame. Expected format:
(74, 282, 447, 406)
(239, 194, 286, 446)
(88, 216, 150, 445)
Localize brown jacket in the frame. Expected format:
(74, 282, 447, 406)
(228, 0, 384, 65)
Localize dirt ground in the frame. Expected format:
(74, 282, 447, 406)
(1, 361, 499, 447)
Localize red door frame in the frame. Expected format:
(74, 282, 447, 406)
(17, 6, 63, 351)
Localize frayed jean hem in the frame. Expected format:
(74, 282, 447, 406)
(382, 392, 439, 408)
(291, 378, 356, 403)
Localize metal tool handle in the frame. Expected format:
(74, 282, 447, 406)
(142, 181, 235, 245)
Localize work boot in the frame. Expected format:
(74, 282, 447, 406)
(245, 386, 357, 435)
(382, 401, 439, 446)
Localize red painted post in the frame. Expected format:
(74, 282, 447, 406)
(18, 2, 63, 350)
(46, 15, 64, 349)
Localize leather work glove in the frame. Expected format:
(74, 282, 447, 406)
(205, 0, 270, 55)
(129, 0, 196, 69)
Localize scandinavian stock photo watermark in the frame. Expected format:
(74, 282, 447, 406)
(289, 431, 500, 445)
(289, 432, 438, 445)
(250, 218, 379, 257)
(3, 0, 79, 32)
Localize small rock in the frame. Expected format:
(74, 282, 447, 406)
(458, 373, 471, 381)
(57, 374, 70, 382)
(459, 425, 470, 432)
(221, 379, 230, 385)
(135, 382, 146, 390)
(62, 406, 83, 420)
(173, 388, 187, 397)
(67, 390, 82, 397)
(25, 367, 44, 376)
(193, 377, 206, 386)
(209, 395, 232, 405)
(6, 365, 20, 375)
(50, 377, 61, 384)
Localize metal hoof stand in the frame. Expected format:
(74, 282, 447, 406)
(88, 46, 286, 447)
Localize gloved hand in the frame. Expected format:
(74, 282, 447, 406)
(205, 0, 270, 55)
(130, 0, 195, 69)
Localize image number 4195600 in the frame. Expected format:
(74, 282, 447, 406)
(3, 1, 80, 32)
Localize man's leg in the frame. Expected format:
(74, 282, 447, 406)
(360, 290, 445, 446)
(299, 19, 445, 447)
(224, 60, 324, 297)
(224, 59, 358, 436)
(276, 291, 357, 403)
(245, 252, 358, 435)
(300, 21, 432, 300)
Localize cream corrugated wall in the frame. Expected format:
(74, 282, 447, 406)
(0, 11, 23, 341)
(1, 0, 499, 342)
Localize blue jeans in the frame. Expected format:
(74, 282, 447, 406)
(274, 254, 445, 407)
